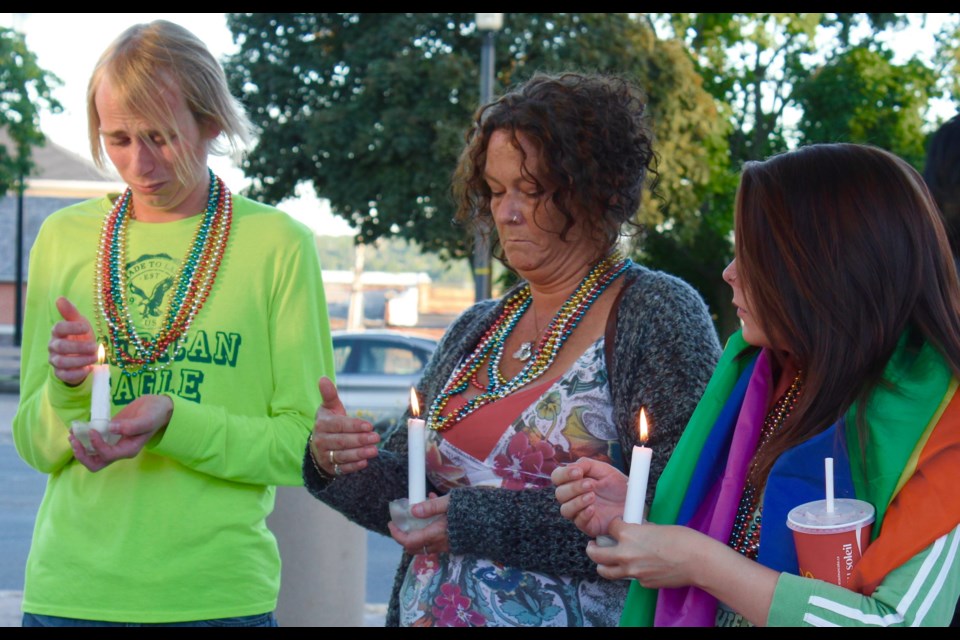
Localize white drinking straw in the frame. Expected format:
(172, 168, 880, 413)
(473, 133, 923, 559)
(825, 457, 835, 513)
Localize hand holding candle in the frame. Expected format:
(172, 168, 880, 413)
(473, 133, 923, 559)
(597, 408, 653, 547)
(72, 342, 118, 454)
(623, 407, 652, 524)
(388, 388, 438, 532)
(407, 388, 426, 505)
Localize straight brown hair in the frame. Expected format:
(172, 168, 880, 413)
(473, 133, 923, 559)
(735, 143, 960, 483)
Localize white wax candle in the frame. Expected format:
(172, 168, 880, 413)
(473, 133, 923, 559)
(623, 408, 653, 525)
(408, 417, 426, 504)
(407, 388, 426, 504)
(90, 344, 111, 423)
(623, 445, 652, 524)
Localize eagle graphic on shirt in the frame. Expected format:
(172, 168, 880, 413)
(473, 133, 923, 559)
(129, 276, 175, 318)
(124, 253, 180, 333)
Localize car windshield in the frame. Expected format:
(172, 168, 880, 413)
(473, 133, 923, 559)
(334, 339, 429, 376)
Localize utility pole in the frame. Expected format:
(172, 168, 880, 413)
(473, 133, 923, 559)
(473, 13, 503, 302)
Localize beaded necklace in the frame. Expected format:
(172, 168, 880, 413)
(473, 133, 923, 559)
(728, 370, 804, 559)
(94, 168, 232, 377)
(426, 252, 631, 432)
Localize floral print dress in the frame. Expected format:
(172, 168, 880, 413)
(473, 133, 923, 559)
(397, 339, 629, 627)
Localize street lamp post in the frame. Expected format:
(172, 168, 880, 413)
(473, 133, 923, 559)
(14, 170, 24, 346)
(473, 13, 503, 302)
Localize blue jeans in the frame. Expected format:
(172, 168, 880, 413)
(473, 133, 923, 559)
(22, 612, 278, 627)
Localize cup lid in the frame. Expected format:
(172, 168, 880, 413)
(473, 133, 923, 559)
(786, 498, 875, 533)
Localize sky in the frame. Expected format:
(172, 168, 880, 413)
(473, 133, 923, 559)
(4, 13, 957, 235)
(4, 12, 355, 236)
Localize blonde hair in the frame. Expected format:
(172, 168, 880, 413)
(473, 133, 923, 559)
(87, 20, 252, 182)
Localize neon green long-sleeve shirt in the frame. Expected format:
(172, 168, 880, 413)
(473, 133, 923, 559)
(13, 192, 334, 622)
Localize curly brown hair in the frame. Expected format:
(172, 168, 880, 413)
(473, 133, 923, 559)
(453, 72, 656, 261)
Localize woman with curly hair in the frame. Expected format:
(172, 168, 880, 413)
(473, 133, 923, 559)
(304, 72, 721, 627)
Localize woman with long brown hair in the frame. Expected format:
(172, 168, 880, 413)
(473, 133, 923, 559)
(554, 143, 960, 626)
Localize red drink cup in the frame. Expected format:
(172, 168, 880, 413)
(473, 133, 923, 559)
(786, 498, 875, 587)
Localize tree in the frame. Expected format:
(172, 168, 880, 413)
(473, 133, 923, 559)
(228, 14, 951, 342)
(0, 26, 61, 195)
(931, 13, 960, 107)
(224, 13, 727, 267)
(645, 13, 950, 339)
(793, 46, 938, 169)
(652, 13, 906, 164)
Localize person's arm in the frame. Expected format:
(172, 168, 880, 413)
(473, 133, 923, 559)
(588, 520, 779, 625)
(767, 524, 960, 627)
(303, 444, 408, 536)
(12, 219, 90, 473)
(302, 300, 502, 534)
(445, 484, 598, 576)
(143, 220, 333, 486)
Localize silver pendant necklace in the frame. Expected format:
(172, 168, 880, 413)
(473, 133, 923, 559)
(513, 341, 533, 361)
(512, 304, 540, 362)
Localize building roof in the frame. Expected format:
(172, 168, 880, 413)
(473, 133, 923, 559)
(0, 130, 122, 283)
(0, 128, 118, 183)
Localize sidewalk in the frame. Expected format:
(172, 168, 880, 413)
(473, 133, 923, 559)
(0, 592, 20, 627)
(0, 340, 18, 394)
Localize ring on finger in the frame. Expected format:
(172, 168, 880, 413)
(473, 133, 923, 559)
(329, 450, 338, 465)
(334, 463, 342, 477)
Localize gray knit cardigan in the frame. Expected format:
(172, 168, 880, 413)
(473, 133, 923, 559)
(303, 263, 722, 626)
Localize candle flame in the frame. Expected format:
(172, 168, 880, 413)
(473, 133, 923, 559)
(637, 408, 649, 444)
(409, 388, 420, 417)
(97, 343, 106, 366)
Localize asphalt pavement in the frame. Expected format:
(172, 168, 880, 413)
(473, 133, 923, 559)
(0, 392, 28, 627)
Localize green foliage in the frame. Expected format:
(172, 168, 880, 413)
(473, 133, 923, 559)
(0, 26, 62, 195)
(642, 171, 741, 341)
(653, 13, 919, 165)
(647, 13, 952, 340)
(794, 47, 938, 169)
(225, 13, 955, 342)
(224, 13, 479, 260)
(224, 13, 727, 263)
(931, 14, 960, 105)
(658, 13, 824, 162)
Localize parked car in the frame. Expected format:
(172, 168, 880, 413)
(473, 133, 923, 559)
(331, 330, 439, 431)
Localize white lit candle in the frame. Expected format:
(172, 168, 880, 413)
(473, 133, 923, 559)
(623, 408, 652, 524)
(90, 343, 111, 424)
(407, 388, 426, 505)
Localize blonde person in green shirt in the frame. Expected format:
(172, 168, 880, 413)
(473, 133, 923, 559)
(13, 20, 333, 626)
